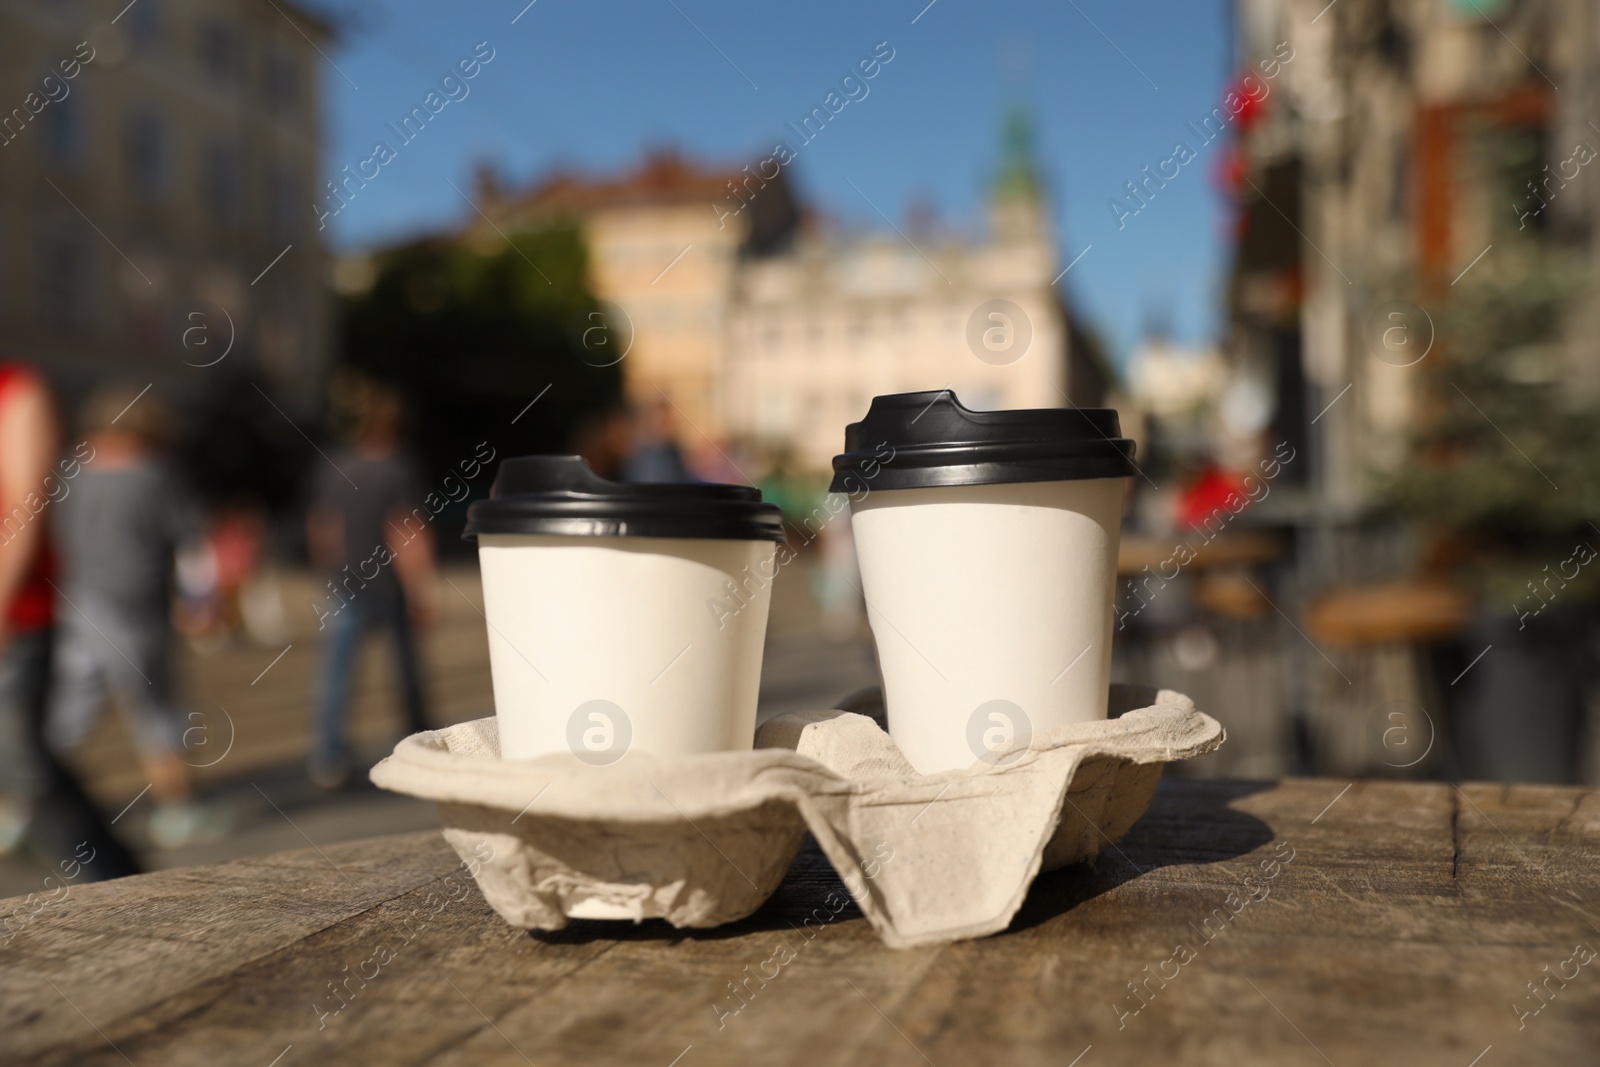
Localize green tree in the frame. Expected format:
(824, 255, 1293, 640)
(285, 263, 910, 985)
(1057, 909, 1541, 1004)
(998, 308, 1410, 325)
(1382, 247, 1599, 602)
(338, 222, 623, 521)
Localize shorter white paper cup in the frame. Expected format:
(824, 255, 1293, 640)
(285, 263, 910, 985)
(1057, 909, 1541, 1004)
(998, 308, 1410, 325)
(849, 477, 1125, 774)
(478, 534, 776, 764)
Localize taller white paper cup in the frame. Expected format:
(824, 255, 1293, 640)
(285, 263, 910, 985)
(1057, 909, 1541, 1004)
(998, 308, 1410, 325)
(831, 390, 1137, 776)
(478, 534, 775, 763)
(849, 478, 1124, 773)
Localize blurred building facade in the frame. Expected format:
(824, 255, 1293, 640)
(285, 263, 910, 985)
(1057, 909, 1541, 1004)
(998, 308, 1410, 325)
(724, 111, 1087, 469)
(0, 0, 333, 412)
(1228, 0, 1600, 507)
(1207, 0, 1600, 784)
(475, 151, 801, 441)
(474, 113, 1108, 472)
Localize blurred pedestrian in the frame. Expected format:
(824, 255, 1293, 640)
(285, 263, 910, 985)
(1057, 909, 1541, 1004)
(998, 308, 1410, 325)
(49, 385, 227, 850)
(622, 398, 690, 483)
(307, 380, 437, 788)
(0, 363, 139, 879)
(569, 401, 632, 480)
(210, 502, 267, 639)
(173, 501, 269, 649)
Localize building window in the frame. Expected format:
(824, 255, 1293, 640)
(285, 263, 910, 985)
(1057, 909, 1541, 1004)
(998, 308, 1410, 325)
(199, 21, 240, 84)
(803, 391, 824, 430)
(203, 142, 242, 225)
(124, 111, 167, 197)
(1389, 140, 1409, 222)
(758, 391, 788, 435)
(125, 291, 169, 355)
(127, 0, 163, 46)
(38, 84, 86, 164)
(263, 51, 299, 114)
(38, 235, 90, 333)
(268, 167, 300, 238)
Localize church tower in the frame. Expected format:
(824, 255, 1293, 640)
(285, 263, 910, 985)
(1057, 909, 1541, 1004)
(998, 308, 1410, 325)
(988, 103, 1053, 248)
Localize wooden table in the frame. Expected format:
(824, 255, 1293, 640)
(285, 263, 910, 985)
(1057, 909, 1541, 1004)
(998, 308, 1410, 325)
(4, 778, 1598, 1066)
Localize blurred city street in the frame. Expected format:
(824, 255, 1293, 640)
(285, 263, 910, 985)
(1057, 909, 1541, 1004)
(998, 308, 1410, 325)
(0, 557, 878, 897)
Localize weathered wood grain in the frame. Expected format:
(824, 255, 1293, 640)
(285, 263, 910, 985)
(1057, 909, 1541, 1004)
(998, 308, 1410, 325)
(2, 778, 1596, 1066)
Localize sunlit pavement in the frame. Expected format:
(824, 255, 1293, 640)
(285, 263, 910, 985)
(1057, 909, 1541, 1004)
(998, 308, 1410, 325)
(0, 557, 877, 898)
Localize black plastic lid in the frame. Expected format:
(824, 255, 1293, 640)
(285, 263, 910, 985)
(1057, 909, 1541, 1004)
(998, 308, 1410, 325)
(829, 390, 1138, 492)
(464, 456, 785, 542)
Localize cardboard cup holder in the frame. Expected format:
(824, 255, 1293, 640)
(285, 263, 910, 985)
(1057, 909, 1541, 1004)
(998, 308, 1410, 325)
(370, 685, 1224, 949)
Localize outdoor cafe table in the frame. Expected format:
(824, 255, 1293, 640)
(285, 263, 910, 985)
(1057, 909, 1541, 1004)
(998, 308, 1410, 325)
(4, 777, 1597, 1065)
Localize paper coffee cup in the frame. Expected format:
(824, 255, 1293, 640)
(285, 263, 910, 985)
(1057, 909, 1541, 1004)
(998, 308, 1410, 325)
(464, 456, 785, 765)
(831, 391, 1137, 774)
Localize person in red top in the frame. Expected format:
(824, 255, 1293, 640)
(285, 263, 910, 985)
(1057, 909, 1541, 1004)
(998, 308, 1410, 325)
(0, 362, 138, 881)
(1177, 461, 1251, 534)
(0, 372, 57, 634)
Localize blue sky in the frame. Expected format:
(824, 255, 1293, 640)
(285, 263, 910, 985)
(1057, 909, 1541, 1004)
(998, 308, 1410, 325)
(316, 0, 1234, 366)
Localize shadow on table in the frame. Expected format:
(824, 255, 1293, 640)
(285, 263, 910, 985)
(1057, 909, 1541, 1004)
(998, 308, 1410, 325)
(533, 781, 1277, 948)
(528, 838, 875, 945)
(1006, 778, 1277, 937)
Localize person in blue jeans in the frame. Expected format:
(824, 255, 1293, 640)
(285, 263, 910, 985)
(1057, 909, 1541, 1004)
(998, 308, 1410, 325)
(50, 384, 229, 851)
(306, 381, 438, 788)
